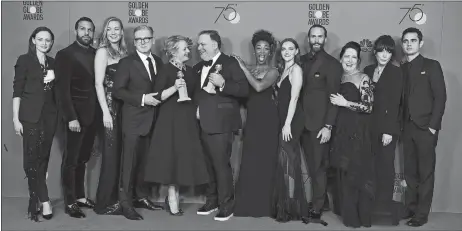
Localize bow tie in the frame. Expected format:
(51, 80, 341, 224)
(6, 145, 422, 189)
(204, 60, 213, 67)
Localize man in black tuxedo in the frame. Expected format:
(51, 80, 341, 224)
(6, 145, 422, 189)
(113, 25, 164, 220)
(55, 17, 100, 218)
(299, 24, 342, 220)
(193, 30, 248, 221)
(400, 27, 447, 227)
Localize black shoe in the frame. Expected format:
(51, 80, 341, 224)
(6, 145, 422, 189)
(197, 201, 218, 215)
(406, 217, 428, 227)
(133, 198, 163, 211)
(65, 203, 86, 218)
(402, 211, 415, 220)
(309, 209, 322, 219)
(40, 202, 53, 220)
(122, 206, 143, 220)
(76, 198, 96, 209)
(94, 202, 123, 215)
(214, 209, 233, 221)
(165, 196, 183, 216)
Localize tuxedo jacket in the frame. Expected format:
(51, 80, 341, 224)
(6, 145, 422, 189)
(364, 62, 403, 136)
(301, 50, 342, 131)
(113, 52, 163, 136)
(55, 41, 99, 126)
(401, 54, 446, 130)
(13, 53, 58, 123)
(193, 53, 249, 134)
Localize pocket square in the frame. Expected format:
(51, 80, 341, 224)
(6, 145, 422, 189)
(421, 71, 426, 74)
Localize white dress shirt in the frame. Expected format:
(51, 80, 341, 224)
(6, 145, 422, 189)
(136, 50, 157, 106)
(200, 52, 221, 87)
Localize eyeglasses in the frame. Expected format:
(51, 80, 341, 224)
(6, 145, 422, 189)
(134, 37, 153, 44)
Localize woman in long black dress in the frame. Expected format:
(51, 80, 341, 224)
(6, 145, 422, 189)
(329, 41, 375, 228)
(364, 35, 403, 225)
(13, 27, 58, 221)
(232, 30, 279, 217)
(144, 35, 209, 216)
(271, 38, 309, 222)
(93, 16, 128, 215)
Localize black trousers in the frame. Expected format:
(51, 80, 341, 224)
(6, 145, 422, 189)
(301, 128, 328, 213)
(201, 131, 234, 211)
(372, 132, 398, 203)
(118, 133, 151, 207)
(61, 119, 99, 206)
(403, 121, 438, 220)
(22, 105, 57, 206)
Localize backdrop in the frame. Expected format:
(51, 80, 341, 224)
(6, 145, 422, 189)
(2, 1, 461, 213)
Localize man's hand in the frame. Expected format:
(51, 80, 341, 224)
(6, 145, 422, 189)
(144, 92, 161, 106)
(209, 73, 225, 88)
(317, 127, 331, 144)
(69, 120, 81, 132)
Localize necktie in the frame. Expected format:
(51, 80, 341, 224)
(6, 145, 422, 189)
(146, 57, 155, 80)
(204, 60, 213, 67)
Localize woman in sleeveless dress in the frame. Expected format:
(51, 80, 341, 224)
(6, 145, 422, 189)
(232, 30, 279, 217)
(271, 38, 309, 222)
(329, 42, 375, 228)
(93, 16, 128, 215)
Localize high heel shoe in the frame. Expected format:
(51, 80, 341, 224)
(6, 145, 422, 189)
(41, 202, 53, 220)
(165, 196, 183, 216)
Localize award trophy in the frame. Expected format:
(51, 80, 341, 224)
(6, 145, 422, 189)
(177, 71, 191, 102)
(203, 64, 222, 94)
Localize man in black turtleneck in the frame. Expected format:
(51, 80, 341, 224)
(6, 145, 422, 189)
(400, 27, 447, 227)
(55, 17, 100, 218)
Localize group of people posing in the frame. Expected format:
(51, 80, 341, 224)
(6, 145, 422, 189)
(12, 15, 446, 228)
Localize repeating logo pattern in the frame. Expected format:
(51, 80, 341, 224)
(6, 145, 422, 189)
(360, 39, 373, 52)
(23, 1, 43, 20)
(308, 3, 330, 25)
(128, 1, 149, 23)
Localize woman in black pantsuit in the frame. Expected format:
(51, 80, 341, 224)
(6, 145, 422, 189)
(364, 35, 403, 225)
(12, 27, 59, 222)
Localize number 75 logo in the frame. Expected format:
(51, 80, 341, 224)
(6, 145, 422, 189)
(215, 4, 238, 23)
(399, 4, 425, 24)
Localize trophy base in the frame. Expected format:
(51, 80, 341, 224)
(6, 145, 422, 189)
(177, 97, 191, 102)
(203, 87, 217, 94)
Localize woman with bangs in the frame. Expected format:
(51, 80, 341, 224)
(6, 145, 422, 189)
(364, 35, 403, 225)
(93, 16, 129, 215)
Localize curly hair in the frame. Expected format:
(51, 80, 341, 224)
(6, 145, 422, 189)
(251, 29, 276, 53)
(163, 35, 193, 60)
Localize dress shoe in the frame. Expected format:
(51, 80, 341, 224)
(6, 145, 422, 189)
(133, 198, 163, 211)
(122, 206, 143, 220)
(197, 201, 218, 215)
(65, 203, 86, 218)
(309, 209, 322, 219)
(95, 202, 123, 215)
(76, 198, 96, 209)
(402, 211, 415, 220)
(406, 217, 428, 227)
(165, 196, 183, 216)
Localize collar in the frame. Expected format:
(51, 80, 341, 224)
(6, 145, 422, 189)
(170, 59, 186, 71)
(408, 54, 423, 65)
(211, 52, 221, 65)
(136, 50, 154, 62)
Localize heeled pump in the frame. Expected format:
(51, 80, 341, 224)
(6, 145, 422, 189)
(165, 196, 183, 216)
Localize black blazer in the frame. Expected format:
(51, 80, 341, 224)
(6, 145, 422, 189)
(193, 53, 249, 134)
(13, 53, 58, 123)
(364, 62, 403, 136)
(401, 54, 446, 130)
(301, 50, 342, 131)
(54, 41, 98, 126)
(113, 52, 163, 136)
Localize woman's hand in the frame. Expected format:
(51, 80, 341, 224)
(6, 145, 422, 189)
(103, 113, 113, 130)
(282, 123, 292, 142)
(174, 78, 186, 90)
(330, 93, 348, 107)
(232, 54, 245, 67)
(13, 119, 23, 136)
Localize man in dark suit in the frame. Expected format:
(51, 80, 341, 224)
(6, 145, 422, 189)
(113, 25, 164, 220)
(193, 30, 248, 221)
(55, 17, 100, 218)
(299, 24, 342, 220)
(400, 27, 447, 227)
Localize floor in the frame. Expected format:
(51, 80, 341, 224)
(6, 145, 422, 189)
(2, 197, 462, 230)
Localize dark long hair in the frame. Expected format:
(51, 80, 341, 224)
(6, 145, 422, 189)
(276, 38, 301, 74)
(28, 26, 54, 55)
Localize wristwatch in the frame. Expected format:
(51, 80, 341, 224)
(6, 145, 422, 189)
(324, 124, 333, 130)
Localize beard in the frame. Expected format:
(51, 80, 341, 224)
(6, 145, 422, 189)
(309, 42, 325, 53)
(76, 35, 92, 46)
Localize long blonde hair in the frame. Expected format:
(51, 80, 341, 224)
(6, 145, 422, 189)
(98, 16, 128, 59)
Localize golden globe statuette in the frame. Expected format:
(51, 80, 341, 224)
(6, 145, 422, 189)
(177, 70, 191, 102)
(204, 64, 222, 94)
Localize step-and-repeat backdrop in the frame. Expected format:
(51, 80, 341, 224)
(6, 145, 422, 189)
(2, 1, 461, 213)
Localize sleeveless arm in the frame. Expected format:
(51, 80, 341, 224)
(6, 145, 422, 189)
(346, 74, 374, 113)
(284, 65, 303, 126)
(237, 60, 279, 92)
(94, 48, 111, 116)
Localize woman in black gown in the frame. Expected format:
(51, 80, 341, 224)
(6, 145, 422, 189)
(232, 30, 279, 217)
(13, 27, 58, 221)
(271, 38, 309, 222)
(329, 41, 375, 228)
(93, 16, 128, 215)
(144, 35, 209, 216)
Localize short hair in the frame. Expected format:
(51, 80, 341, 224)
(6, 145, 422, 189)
(163, 35, 193, 60)
(198, 30, 222, 49)
(133, 25, 154, 37)
(28, 26, 55, 55)
(251, 29, 276, 53)
(374, 35, 396, 55)
(402, 27, 423, 42)
(74, 17, 94, 30)
(340, 41, 361, 62)
(308, 24, 327, 37)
